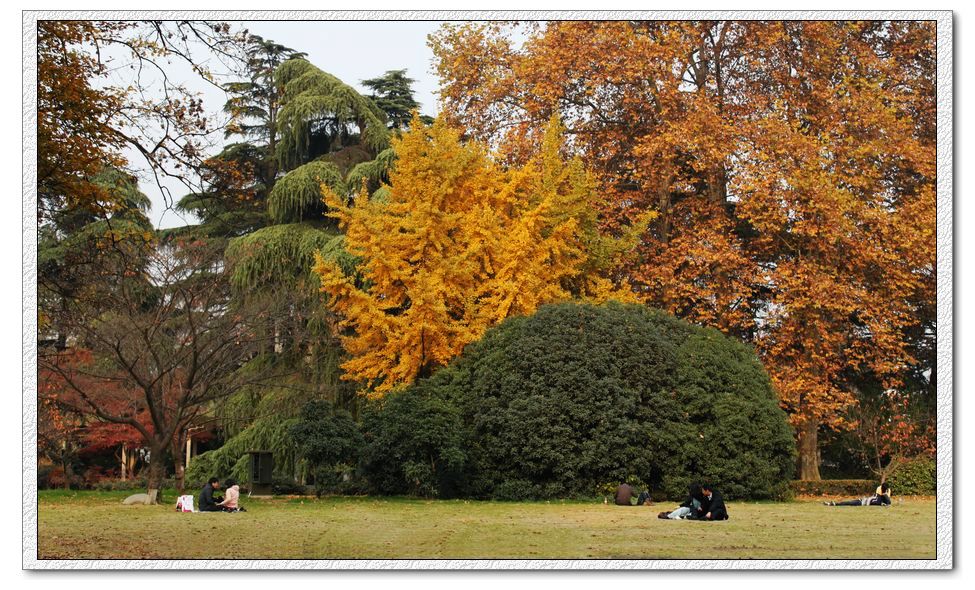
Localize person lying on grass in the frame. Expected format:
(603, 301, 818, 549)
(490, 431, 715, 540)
(824, 482, 892, 507)
(657, 483, 729, 520)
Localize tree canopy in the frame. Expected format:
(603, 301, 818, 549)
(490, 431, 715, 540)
(314, 114, 649, 394)
(431, 20, 936, 479)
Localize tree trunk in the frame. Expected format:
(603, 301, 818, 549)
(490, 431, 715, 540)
(798, 419, 821, 480)
(145, 446, 167, 504)
(121, 444, 127, 480)
(61, 457, 74, 490)
(60, 441, 74, 490)
(172, 436, 186, 495)
(126, 450, 138, 480)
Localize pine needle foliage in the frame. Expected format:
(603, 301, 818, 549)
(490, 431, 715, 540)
(275, 58, 390, 170)
(361, 69, 429, 130)
(346, 147, 397, 194)
(225, 223, 340, 292)
(187, 414, 302, 486)
(267, 160, 345, 224)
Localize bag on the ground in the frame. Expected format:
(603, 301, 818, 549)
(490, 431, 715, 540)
(175, 494, 195, 512)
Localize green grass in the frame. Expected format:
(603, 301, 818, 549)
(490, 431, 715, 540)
(36, 491, 936, 560)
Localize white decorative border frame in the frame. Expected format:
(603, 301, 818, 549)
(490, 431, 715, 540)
(21, 9, 953, 570)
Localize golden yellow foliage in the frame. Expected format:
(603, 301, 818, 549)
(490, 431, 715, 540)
(314, 114, 648, 395)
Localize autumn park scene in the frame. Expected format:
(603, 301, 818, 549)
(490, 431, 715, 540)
(33, 19, 938, 561)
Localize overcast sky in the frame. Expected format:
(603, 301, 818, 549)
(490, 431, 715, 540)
(142, 20, 447, 229)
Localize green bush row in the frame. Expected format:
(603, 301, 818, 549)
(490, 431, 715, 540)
(790, 479, 876, 497)
(886, 458, 936, 495)
(790, 458, 937, 497)
(359, 302, 796, 501)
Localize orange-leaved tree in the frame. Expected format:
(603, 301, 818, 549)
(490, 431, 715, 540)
(431, 21, 936, 479)
(313, 114, 649, 395)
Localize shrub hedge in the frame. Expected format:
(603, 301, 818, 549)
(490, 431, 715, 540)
(886, 458, 936, 495)
(361, 302, 796, 500)
(790, 479, 876, 497)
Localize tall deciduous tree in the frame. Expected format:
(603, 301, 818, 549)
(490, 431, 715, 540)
(37, 21, 128, 220)
(431, 20, 936, 478)
(314, 114, 648, 394)
(37, 20, 246, 214)
(39, 240, 279, 502)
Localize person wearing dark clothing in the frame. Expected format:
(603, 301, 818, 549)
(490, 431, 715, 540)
(698, 484, 729, 521)
(826, 483, 892, 507)
(199, 477, 222, 512)
(615, 483, 635, 506)
(658, 483, 704, 519)
(636, 490, 653, 506)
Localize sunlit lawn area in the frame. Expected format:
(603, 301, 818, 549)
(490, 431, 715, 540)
(36, 490, 936, 560)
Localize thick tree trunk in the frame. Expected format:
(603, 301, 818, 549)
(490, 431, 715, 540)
(173, 462, 185, 496)
(60, 440, 74, 489)
(171, 436, 186, 495)
(61, 457, 74, 490)
(797, 419, 821, 480)
(145, 446, 167, 505)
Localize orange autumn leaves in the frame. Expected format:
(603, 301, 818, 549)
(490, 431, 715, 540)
(313, 115, 650, 394)
(430, 21, 936, 477)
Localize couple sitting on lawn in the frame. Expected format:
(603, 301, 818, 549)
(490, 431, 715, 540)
(657, 482, 729, 521)
(199, 477, 246, 512)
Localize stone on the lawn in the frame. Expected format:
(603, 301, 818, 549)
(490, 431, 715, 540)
(122, 493, 151, 505)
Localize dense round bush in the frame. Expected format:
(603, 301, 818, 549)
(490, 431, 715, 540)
(289, 400, 364, 496)
(359, 388, 467, 498)
(886, 457, 936, 496)
(365, 302, 795, 500)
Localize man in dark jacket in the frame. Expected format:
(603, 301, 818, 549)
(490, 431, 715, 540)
(698, 483, 729, 520)
(614, 482, 635, 506)
(199, 477, 222, 512)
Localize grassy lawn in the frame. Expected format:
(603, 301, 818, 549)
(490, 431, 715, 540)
(36, 490, 936, 560)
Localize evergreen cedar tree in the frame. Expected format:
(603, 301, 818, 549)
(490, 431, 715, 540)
(189, 54, 399, 486)
(359, 302, 796, 501)
(430, 21, 936, 479)
(314, 114, 651, 394)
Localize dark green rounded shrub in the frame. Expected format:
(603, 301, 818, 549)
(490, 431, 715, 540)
(886, 457, 936, 495)
(359, 386, 468, 498)
(364, 302, 795, 500)
(289, 400, 364, 495)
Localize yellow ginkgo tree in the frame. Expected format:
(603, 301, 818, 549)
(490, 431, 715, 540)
(313, 114, 650, 395)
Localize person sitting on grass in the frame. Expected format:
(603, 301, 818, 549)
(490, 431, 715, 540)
(217, 478, 245, 512)
(697, 483, 729, 521)
(614, 481, 654, 506)
(199, 477, 222, 512)
(825, 482, 892, 507)
(876, 482, 894, 501)
(657, 483, 704, 519)
(614, 481, 635, 506)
